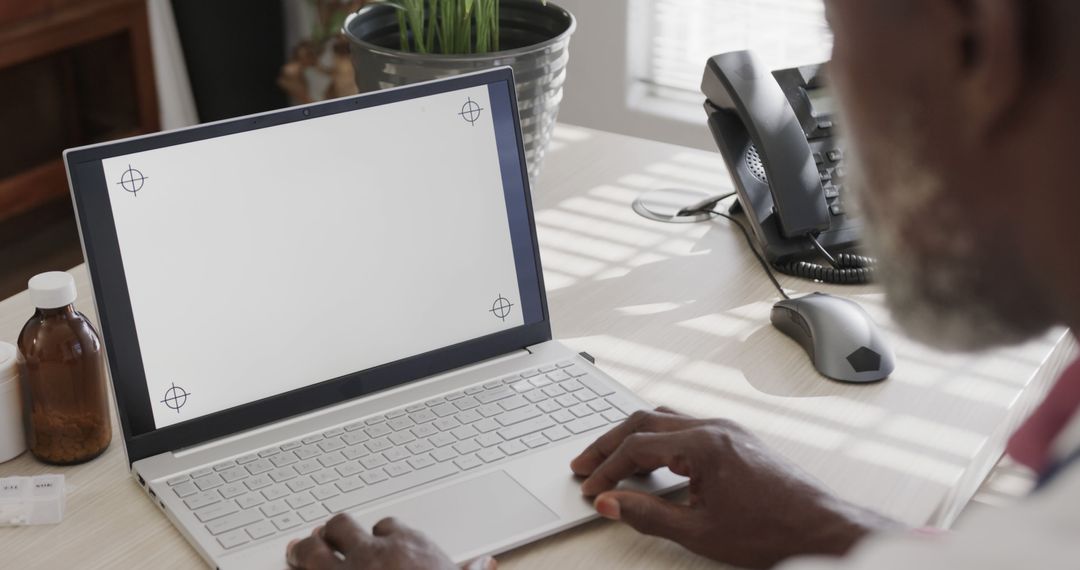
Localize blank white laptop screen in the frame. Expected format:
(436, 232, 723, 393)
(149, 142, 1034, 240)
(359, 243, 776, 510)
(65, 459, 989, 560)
(99, 84, 530, 429)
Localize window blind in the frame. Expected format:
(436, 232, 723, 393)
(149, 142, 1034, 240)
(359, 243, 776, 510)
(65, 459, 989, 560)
(639, 0, 833, 99)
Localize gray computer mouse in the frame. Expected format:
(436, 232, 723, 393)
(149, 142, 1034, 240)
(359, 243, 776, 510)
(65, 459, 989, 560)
(770, 292, 895, 383)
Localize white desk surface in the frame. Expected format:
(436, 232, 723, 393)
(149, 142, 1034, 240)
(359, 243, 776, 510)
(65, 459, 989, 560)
(0, 124, 1075, 569)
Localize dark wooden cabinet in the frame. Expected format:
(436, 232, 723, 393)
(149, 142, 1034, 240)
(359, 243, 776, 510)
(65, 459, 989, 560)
(0, 0, 159, 223)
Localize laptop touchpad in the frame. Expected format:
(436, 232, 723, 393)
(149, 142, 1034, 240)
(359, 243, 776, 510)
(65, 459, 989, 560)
(351, 470, 558, 560)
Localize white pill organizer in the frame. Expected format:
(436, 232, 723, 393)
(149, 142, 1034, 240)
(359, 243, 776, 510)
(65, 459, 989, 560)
(0, 474, 66, 526)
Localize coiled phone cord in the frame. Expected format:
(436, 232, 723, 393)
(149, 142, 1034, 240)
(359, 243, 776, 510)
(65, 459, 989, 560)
(706, 206, 876, 291)
(773, 233, 876, 285)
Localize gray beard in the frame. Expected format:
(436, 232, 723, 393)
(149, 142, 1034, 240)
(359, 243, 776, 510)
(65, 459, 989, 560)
(842, 125, 1054, 352)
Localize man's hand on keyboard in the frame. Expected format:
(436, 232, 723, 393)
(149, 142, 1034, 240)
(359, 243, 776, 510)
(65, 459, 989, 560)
(286, 514, 494, 570)
(570, 407, 896, 569)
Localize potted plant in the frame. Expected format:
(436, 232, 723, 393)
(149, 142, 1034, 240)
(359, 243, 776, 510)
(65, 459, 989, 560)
(343, 0, 576, 182)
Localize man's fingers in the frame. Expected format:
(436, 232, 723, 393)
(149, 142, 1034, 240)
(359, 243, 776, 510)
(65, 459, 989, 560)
(372, 516, 405, 537)
(580, 430, 689, 496)
(287, 531, 342, 569)
(570, 408, 699, 477)
(321, 513, 371, 554)
(594, 489, 696, 541)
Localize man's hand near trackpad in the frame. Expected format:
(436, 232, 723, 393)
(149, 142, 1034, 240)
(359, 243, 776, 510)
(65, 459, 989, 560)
(570, 407, 898, 569)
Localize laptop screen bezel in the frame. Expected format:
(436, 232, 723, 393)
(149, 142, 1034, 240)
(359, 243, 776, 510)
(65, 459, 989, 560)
(64, 68, 552, 465)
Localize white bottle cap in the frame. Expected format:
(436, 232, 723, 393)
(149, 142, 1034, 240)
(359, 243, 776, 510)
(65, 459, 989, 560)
(28, 272, 77, 310)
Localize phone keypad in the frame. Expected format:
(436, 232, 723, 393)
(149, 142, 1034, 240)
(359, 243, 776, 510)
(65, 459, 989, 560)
(817, 145, 847, 217)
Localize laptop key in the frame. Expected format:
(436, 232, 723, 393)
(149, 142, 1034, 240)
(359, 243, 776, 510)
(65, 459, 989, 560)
(566, 415, 607, 435)
(473, 418, 499, 433)
(271, 512, 303, 531)
(365, 424, 392, 439)
(454, 454, 482, 471)
(195, 474, 225, 491)
(383, 448, 410, 463)
(191, 467, 213, 479)
(366, 437, 392, 453)
(268, 467, 298, 483)
(433, 417, 459, 431)
(574, 391, 597, 403)
(494, 405, 542, 427)
(167, 475, 189, 486)
(453, 396, 480, 410)
(497, 416, 555, 441)
(270, 453, 298, 468)
(235, 493, 264, 510)
(431, 403, 458, 417)
(344, 421, 366, 432)
(476, 386, 514, 404)
(325, 462, 458, 514)
(388, 431, 415, 446)
(173, 481, 198, 498)
(411, 423, 438, 438)
(477, 447, 504, 463)
(195, 501, 239, 523)
(476, 433, 502, 448)
(453, 440, 480, 454)
(220, 466, 249, 483)
(262, 484, 289, 501)
(406, 440, 434, 454)
(405, 403, 427, 413)
(444, 391, 466, 401)
(312, 470, 339, 485)
(465, 386, 484, 395)
(286, 493, 315, 509)
(477, 404, 502, 418)
(214, 460, 236, 472)
(337, 477, 365, 493)
(498, 440, 527, 456)
(246, 520, 276, 540)
(337, 462, 363, 478)
(301, 435, 323, 445)
(206, 509, 262, 535)
(217, 529, 250, 550)
(556, 361, 574, 368)
(342, 432, 369, 446)
(260, 500, 289, 518)
(455, 409, 482, 424)
(569, 403, 593, 418)
(547, 370, 571, 382)
(287, 477, 315, 493)
(219, 483, 247, 499)
(561, 379, 584, 392)
(409, 409, 437, 424)
(451, 425, 479, 441)
(360, 470, 389, 485)
(385, 409, 407, 419)
(602, 409, 627, 423)
(246, 459, 274, 475)
(589, 399, 612, 413)
(555, 395, 577, 408)
(317, 452, 346, 468)
(499, 395, 528, 411)
(522, 434, 548, 449)
(360, 455, 388, 470)
(552, 409, 575, 424)
(387, 417, 414, 431)
(318, 438, 345, 453)
(295, 460, 321, 476)
(295, 446, 320, 461)
(430, 447, 457, 462)
(342, 447, 369, 461)
(429, 432, 456, 447)
(384, 461, 413, 478)
(258, 448, 280, 458)
(538, 400, 561, 414)
(543, 426, 571, 442)
(244, 474, 273, 491)
(298, 503, 328, 523)
(510, 380, 532, 394)
(280, 441, 302, 451)
(408, 454, 435, 470)
(185, 491, 221, 510)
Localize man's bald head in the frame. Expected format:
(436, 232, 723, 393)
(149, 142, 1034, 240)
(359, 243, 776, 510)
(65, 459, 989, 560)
(824, 0, 1080, 350)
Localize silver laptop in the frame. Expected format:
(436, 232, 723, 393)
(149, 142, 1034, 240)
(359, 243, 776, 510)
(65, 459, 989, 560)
(64, 68, 684, 569)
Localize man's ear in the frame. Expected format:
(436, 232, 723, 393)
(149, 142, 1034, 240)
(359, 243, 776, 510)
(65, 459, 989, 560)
(956, 0, 1027, 136)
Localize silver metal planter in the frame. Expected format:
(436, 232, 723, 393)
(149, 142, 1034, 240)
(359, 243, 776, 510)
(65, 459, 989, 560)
(343, 1, 575, 183)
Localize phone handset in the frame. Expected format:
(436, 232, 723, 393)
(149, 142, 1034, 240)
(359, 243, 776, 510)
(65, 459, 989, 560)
(701, 51, 829, 238)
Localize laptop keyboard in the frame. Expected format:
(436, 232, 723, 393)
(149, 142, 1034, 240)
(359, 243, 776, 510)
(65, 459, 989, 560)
(161, 361, 641, 551)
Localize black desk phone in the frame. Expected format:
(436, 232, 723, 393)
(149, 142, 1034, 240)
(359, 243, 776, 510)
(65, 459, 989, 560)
(701, 50, 874, 284)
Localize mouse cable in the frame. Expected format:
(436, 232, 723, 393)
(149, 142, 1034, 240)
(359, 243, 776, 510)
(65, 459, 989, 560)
(808, 233, 839, 268)
(710, 209, 791, 300)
